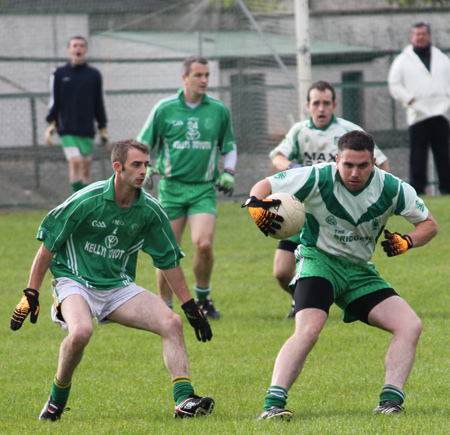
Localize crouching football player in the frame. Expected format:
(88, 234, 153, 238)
(10, 138, 214, 421)
(244, 130, 438, 420)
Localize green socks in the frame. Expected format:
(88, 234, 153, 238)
(194, 285, 211, 302)
(51, 375, 71, 407)
(71, 181, 84, 192)
(263, 385, 288, 411)
(51, 375, 197, 408)
(380, 384, 405, 404)
(172, 377, 194, 405)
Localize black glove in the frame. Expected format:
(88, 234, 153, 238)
(381, 229, 414, 257)
(100, 128, 112, 151)
(10, 288, 40, 331)
(181, 299, 212, 342)
(241, 196, 284, 236)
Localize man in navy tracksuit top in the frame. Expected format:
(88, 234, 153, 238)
(46, 36, 110, 192)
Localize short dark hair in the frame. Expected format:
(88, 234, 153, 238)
(68, 36, 88, 48)
(307, 80, 336, 102)
(338, 130, 374, 158)
(111, 138, 149, 167)
(412, 22, 430, 34)
(182, 56, 208, 76)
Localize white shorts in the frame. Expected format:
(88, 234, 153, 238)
(62, 147, 93, 162)
(51, 277, 147, 331)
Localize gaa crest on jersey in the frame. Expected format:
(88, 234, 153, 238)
(415, 199, 424, 212)
(204, 118, 213, 129)
(127, 223, 139, 237)
(371, 218, 380, 231)
(274, 171, 287, 179)
(44, 215, 56, 228)
(326, 216, 337, 226)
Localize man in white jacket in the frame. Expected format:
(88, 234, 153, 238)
(388, 22, 450, 195)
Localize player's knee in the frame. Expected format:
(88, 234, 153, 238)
(67, 325, 93, 351)
(70, 156, 82, 166)
(273, 265, 290, 282)
(273, 251, 295, 280)
(407, 313, 422, 341)
(396, 312, 422, 343)
(273, 263, 282, 279)
(295, 321, 322, 346)
(163, 311, 183, 335)
(195, 238, 213, 257)
(69, 158, 83, 175)
(273, 264, 294, 291)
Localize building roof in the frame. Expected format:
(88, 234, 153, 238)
(96, 30, 379, 62)
(0, 0, 169, 13)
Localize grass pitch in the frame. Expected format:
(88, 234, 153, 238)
(1, 197, 449, 434)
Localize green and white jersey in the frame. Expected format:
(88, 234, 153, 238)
(37, 175, 184, 290)
(269, 115, 388, 167)
(268, 163, 428, 264)
(137, 89, 237, 183)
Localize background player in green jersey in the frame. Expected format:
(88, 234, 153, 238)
(244, 130, 438, 420)
(270, 80, 390, 319)
(137, 56, 237, 319)
(10, 138, 214, 421)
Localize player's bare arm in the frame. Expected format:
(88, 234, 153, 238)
(162, 266, 192, 305)
(271, 153, 292, 172)
(382, 211, 438, 258)
(407, 212, 438, 247)
(163, 265, 213, 343)
(28, 244, 55, 292)
(378, 160, 390, 172)
(10, 244, 53, 331)
(250, 179, 273, 199)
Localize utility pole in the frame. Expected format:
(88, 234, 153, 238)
(294, 0, 312, 121)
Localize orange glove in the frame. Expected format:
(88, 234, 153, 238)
(242, 196, 284, 236)
(10, 288, 40, 330)
(381, 229, 413, 257)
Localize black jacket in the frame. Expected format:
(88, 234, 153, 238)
(46, 62, 107, 138)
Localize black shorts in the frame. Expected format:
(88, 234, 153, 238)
(294, 277, 398, 324)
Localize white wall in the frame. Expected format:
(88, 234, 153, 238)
(0, 15, 221, 147)
(0, 14, 89, 57)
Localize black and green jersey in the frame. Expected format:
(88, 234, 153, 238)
(268, 163, 429, 264)
(137, 89, 237, 182)
(37, 175, 184, 289)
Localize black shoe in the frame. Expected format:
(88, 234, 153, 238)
(174, 395, 215, 418)
(373, 399, 404, 415)
(285, 301, 296, 319)
(39, 396, 67, 421)
(197, 297, 221, 319)
(256, 406, 293, 421)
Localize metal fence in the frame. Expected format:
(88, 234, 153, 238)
(2, 1, 447, 207)
(0, 78, 418, 209)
